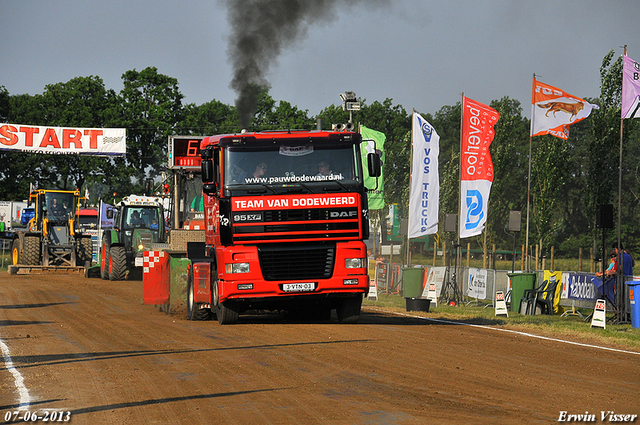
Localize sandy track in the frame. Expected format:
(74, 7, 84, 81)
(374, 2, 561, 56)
(1, 274, 639, 424)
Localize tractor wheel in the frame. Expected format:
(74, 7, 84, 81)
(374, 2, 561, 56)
(109, 246, 127, 281)
(215, 281, 239, 325)
(100, 244, 110, 280)
(77, 237, 93, 264)
(12, 239, 22, 265)
(336, 294, 362, 324)
(187, 268, 211, 321)
(23, 236, 41, 265)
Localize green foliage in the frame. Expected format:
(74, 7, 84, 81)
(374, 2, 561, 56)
(1, 49, 639, 263)
(118, 66, 185, 191)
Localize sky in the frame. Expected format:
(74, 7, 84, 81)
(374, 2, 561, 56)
(1, 0, 639, 120)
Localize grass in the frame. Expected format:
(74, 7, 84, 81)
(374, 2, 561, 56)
(363, 293, 640, 351)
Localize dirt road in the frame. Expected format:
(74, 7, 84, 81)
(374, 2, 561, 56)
(1, 274, 639, 424)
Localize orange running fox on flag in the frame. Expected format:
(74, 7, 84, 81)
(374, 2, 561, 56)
(531, 77, 598, 139)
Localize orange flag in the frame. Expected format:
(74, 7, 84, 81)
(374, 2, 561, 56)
(531, 78, 598, 139)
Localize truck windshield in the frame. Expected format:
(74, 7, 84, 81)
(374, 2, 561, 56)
(224, 144, 363, 192)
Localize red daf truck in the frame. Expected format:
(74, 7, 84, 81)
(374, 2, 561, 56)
(186, 128, 380, 324)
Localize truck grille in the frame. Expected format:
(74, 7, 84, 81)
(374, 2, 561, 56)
(232, 207, 360, 243)
(258, 244, 335, 281)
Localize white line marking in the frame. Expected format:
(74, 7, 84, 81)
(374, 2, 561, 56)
(368, 308, 640, 357)
(0, 337, 31, 409)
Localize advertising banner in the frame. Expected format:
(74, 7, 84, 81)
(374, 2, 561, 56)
(459, 97, 500, 239)
(0, 123, 126, 156)
(531, 79, 597, 139)
(622, 54, 640, 119)
(467, 267, 487, 299)
(408, 112, 439, 238)
(360, 125, 386, 210)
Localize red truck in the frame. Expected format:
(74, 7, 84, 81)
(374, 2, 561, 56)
(186, 128, 380, 324)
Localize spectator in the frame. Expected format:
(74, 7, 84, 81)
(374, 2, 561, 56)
(613, 243, 633, 277)
(596, 252, 617, 277)
(190, 194, 204, 212)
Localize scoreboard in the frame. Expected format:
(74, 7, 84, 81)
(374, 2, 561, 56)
(168, 136, 205, 170)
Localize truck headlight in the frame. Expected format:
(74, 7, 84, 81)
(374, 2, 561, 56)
(137, 243, 145, 251)
(345, 258, 365, 268)
(226, 262, 250, 274)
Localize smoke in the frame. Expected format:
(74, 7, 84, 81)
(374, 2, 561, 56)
(225, 0, 389, 128)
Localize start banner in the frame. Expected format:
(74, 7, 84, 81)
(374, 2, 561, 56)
(0, 123, 126, 156)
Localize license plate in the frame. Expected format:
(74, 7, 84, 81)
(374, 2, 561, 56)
(282, 283, 315, 292)
(135, 257, 143, 267)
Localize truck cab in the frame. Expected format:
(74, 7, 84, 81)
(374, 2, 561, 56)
(189, 129, 381, 324)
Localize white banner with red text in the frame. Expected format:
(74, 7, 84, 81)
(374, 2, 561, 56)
(0, 123, 126, 156)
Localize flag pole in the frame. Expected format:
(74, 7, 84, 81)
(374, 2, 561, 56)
(455, 94, 464, 300)
(617, 45, 627, 322)
(458, 94, 463, 248)
(408, 109, 415, 267)
(526, 74, 536, 272)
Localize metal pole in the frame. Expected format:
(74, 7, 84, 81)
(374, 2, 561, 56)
(616, 46, 627, 323)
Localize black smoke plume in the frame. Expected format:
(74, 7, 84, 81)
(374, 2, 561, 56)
(225, 0, 388, 128)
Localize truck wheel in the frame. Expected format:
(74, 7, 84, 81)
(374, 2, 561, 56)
(336, 294, 362, 324)
(109, 246, 127, 281)
(77, 237, 93, 264)
(12, 239, 22, 265)
(100, 244, 110, 280)
(187, 267, 211, 321)
(23, 236, 41, 265)
(214, 281, 238, 325)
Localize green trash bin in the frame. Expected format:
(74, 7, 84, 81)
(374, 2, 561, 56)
(402, 267, 424, 299)
(507, 272, 537, 312)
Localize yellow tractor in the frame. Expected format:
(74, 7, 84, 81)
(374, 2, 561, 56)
(11, 189, 93, 271)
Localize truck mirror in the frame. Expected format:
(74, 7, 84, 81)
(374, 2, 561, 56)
(367, 152, 381, 177)
(202, 159, 214, 182)
(203, 183, 217, 195)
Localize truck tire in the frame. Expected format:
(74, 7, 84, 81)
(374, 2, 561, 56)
(12, 239, 22, 265)
(23, 236, 41, 265)
(109, 246, 127, 281)
(214, 281, 238, 325)
(100, 244, 110, 280)
(77, 237, 93, 264)
(336, 294, 362, 324)
(187, 268, 211, 321)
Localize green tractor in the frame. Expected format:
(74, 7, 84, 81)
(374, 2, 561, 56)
(11, 189, 93, 269)
(100, 195, 167, 281)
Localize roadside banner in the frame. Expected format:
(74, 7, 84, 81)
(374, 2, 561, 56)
(360, 125, 385, 210)
(622, 54, 640, 119)
(467, 267, 487, 299)
(0, 123, 126, 156)
(99, 200, 116, 228)
(531, 78, 598, 139)
(459, 97, 500, 239)
(408, 112, 439, 238)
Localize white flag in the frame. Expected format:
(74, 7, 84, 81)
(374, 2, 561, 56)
(408, 112, 439, 238)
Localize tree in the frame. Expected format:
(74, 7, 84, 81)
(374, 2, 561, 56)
(0, 77, 120, 198)
(118, 67, 185, 189)
(177, 100, 238, 135)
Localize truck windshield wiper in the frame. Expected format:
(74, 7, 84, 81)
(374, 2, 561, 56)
(322, 179, 349, 192)
(285, 182, 314, 194)
(228, 183, 278, 194)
